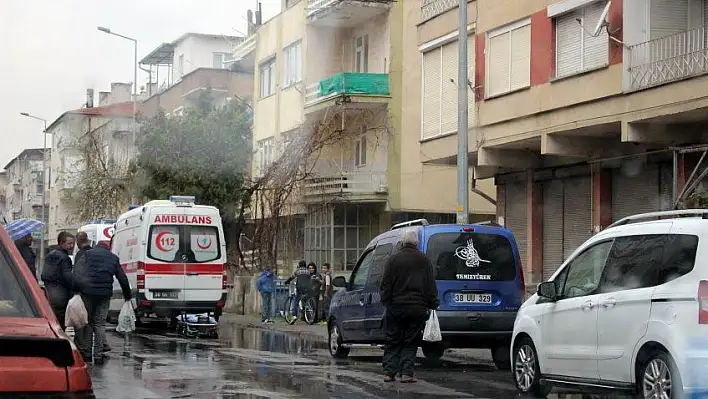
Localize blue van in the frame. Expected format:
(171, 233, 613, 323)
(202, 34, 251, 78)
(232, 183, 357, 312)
(327, 218, 525, 370)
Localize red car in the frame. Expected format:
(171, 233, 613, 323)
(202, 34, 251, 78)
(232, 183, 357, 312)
(0, 226, 94, 397)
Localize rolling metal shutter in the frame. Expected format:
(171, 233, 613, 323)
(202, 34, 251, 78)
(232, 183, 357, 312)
(487, 33, 511, 96)
(659, 163, 674, 211)
(563, 176, 592, 260)
(556, 9, 583, 78)
(510, 24, 531, 90)
(650, 0, 688, 40)
(441, 42, 458, 135)
(421, 48, 441, 139)
(611, 164, 660, 222)
(583, 1, 610, 69)
(504, 181, 528, 266)
(542, 180, 564, 281)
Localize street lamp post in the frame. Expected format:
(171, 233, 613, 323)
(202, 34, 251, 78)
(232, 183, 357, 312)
(97, 26, 138, 156)
(19, 112, 48, 270)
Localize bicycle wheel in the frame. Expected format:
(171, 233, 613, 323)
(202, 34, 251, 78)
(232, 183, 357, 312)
(303, 297, 317, 325)
(283, 296, 297, 325)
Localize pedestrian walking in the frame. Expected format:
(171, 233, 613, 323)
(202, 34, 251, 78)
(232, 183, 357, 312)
(319, 263, 333, 323)
(14, 234, 37, 280)
(284, 260, 311, 319)
(41, 232, 76, 330)
(74, 232, 91, 265)
(74, 238, 131, 364)
(307, 262, 322, 322)
(379, 229, 439, 383)
(257, 267, 275, 323)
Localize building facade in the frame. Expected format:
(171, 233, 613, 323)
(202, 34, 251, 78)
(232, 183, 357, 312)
(46, 94, 134, 244)
(3, 148, 50, 253)
(234, 0, 497, 271)
(415, 0, 708, 286)
(139, 32, 253, 117)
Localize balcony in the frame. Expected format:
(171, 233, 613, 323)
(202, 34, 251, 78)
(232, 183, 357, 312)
(421, 0, 458, 21)
(303, 171, 388, 203)
(232, 34, 256, 62)
(628, 26, 708, 92)
(307, 0, 393, 27)
(304, 72, 390, 112)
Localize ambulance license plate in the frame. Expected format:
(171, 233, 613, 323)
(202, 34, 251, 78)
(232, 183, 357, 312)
(152, 290, 179, 299)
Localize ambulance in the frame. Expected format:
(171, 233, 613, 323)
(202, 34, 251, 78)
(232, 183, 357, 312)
(110, 195, 228, 324)
(76, 220, 116, 249)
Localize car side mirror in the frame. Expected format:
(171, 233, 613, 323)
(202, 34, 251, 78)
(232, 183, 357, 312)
(537, 281, 558, 301)
(332, 276, 347, 288)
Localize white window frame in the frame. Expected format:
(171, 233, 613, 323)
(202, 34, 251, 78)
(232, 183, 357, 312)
(354, 126, 367, 167)
(212, 52, 234, 69)
(259, 57, 276, 98)
(353, 34, 369, 73)
(554, 1, 610, 78)
(258, 137, 274, 176)
(419, 31, 475, 141)
(485, 18, 531, 98)
(283, 40, 302, 88)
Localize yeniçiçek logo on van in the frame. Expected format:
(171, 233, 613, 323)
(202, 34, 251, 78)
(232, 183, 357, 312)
(454, 238, 491, 268)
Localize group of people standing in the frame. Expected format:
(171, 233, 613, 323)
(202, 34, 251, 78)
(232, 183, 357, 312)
(14, 231, 132, 365)
(257, 261, 333, 324)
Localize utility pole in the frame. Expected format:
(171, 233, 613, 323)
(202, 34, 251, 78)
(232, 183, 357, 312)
(456, 0, 469, 224)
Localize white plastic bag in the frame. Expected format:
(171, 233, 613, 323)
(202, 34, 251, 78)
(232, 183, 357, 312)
(116, 301, 136, 333)
(422, 310, 442, 342)
(65, 294, 88, 329)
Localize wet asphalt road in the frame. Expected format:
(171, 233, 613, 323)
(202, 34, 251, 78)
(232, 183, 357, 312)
(89, 324, 622, 399)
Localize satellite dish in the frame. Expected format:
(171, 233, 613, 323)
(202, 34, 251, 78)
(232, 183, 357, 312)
(592, 1, 612, 37)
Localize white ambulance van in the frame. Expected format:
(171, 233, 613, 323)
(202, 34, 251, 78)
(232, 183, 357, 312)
(110, 195, 228, 324)
(76, 220, 116, 249)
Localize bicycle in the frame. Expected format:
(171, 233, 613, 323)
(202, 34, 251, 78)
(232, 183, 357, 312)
(283, 283, 317, 325)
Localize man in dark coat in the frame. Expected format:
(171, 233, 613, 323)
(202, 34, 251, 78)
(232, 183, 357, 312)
(14, 234, 37, 280)
(380, 229, 439, 383)
(74, 231, 91, 265)
(75, 238, 131, 364)
(41, 231, 75, 329)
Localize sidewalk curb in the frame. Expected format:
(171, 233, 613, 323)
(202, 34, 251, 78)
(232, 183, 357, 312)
(220, 313, 495, 365)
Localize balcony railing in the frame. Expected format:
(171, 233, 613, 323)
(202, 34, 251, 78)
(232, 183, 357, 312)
(628, 26, 708, 92)
(303, 171, 387, 198)
(232, 34, 256, 61)
(421, 0, 458, 21)
(304, 72, 390, 107)
(307, 0, 393, 26)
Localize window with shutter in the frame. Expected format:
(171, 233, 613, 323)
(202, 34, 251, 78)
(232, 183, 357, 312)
(421, 48, 441, 140)
(486, 19, 530, 97)
(555, 2, 609, 78)
(420, 35, 477, 140)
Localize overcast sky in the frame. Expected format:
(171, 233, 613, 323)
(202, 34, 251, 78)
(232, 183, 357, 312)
(0, 0, 280, 168)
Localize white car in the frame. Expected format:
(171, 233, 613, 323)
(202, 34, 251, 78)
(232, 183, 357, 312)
(511, 209, 708, 398)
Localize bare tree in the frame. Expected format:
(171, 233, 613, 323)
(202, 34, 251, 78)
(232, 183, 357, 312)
(238, 104, 390, 274)
(61, 119, 135, 224)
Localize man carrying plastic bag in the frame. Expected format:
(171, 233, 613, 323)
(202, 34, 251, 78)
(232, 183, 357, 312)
(73, 238, 132, 364)
(117, 301, 136, 333)
(65, 294, 88, 330)
(379, 229, 439, 383)
(423, 310, 442, 343)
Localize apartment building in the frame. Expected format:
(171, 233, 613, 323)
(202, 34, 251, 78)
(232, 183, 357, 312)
(414, 0, 708, 284)
(46, 88, 134, 244)
(233, 0, 496, 271)
(3, 148, 49, 253)
(140, 32, 253, 117)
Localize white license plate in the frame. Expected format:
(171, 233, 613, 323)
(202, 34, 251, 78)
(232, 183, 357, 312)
(453, 293, 492, 304)
(152, 290, 179, 299)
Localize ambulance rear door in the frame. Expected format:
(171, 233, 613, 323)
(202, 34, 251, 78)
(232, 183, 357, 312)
(183, 212, 224, 303)
(145, 208, 186, 302)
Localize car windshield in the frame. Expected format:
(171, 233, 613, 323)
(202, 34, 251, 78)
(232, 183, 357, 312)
(426, 232, 517, 281)
(0, 243, 38, 318)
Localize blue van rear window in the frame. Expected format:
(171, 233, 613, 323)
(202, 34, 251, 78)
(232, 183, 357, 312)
(426, 232, 516, 281)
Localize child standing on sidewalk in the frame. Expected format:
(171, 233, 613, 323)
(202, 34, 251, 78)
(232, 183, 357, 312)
(257, 268, 275, 323)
